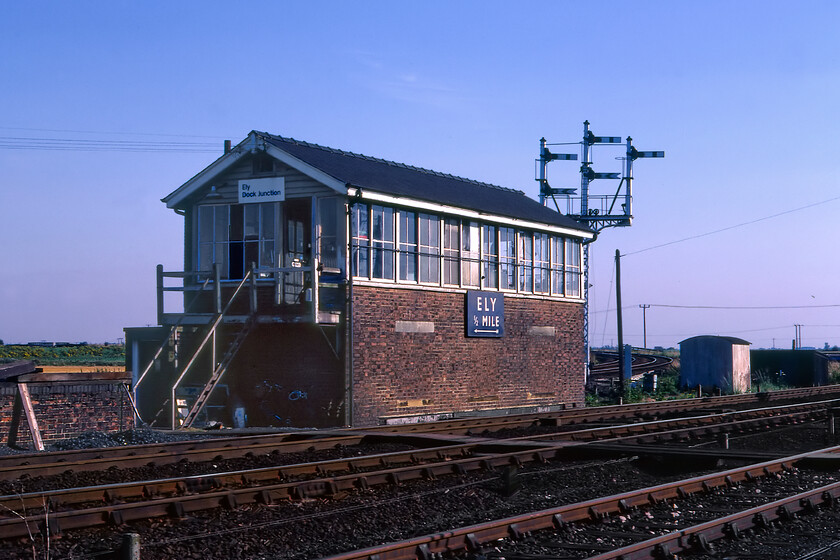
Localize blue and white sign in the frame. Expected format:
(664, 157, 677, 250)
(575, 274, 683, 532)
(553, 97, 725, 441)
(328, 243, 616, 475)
(238, 177, 285, 204)
(466, 290, 504, 338)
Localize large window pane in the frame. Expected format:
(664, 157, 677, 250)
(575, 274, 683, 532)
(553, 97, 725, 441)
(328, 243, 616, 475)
(418, 213, 440, 283)
(317, 198, 338, 270)
(351, 203, 369, 278)
(398, 211, 417, 282)
(244, 241, 259, 269)
(462, 222, 480, 287)
(261, 204, 275, 242)
(230, 205, 244, 241)
(499, 227, 516, 290)
(198, 206, 215, 274)
(371, 205, 395, 280)
(566, 238, 581, 297)
(443, 218, 460, 285)
(482, 225, 498, 289)
(534, 233, 549, 294)
(551, 237, 564, 295)
(518, 233, 533, 293)
(244, 204, 260, 240)
(260, 240, 275, 270)
(215, 206, 228, 243)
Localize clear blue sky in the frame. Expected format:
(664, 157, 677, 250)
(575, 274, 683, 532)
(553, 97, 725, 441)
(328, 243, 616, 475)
(1, 1, 838, 349)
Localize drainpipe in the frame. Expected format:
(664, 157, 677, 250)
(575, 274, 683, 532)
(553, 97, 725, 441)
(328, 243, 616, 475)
(345, 186, 357, 427)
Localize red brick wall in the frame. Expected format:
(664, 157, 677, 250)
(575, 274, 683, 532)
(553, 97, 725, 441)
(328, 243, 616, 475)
(350, 286, 585, 425)
(0, 381, 134, 446)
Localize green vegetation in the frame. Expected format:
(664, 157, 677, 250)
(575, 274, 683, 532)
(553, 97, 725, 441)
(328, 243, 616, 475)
(0, 344, 125, 366)
(830, 362, 840, 385)
(750, 368, 793, 392)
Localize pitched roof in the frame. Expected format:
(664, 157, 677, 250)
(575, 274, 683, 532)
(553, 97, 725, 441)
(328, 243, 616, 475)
(258, 132, 590, 232)
(679, 335, 752, 346)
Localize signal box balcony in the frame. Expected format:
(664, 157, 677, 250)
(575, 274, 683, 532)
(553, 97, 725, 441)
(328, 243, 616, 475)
(155, 262, 344, 327)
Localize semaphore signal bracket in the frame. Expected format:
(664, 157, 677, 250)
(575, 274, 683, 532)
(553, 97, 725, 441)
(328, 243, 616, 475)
(536, 120, 663, 383)
(537, 120, 663, 233)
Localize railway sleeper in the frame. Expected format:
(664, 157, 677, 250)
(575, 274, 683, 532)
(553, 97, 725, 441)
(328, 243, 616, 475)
(690, 533, 713, 553)
(292, 480, 340, 499)
(102, 489, 126, 505)
(653, 542, 672, 559)
(723, 521, 741, 539)
(421, 467, 437, 481)
(222, 492, 238, 509)
(108, 509, 125, 527)
(464, 532, 482, 552)
(256, 489, 273, 505)
(38, 517, 60, 537)
(588, 504, 615, 519)
(168, 501, 186, 519)
(415, 543, 433, 560)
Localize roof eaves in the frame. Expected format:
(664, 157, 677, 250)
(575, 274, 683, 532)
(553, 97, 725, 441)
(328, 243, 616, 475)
(162, 132, 259, 208)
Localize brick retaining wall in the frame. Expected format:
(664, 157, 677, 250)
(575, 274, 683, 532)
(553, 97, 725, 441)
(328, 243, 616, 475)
(0, 379, 134, 446)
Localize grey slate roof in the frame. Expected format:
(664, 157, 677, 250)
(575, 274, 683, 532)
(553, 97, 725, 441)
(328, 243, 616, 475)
(259, 132, 590, 233)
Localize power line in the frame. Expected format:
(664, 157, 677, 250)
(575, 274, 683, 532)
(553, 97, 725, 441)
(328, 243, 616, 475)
(0, 125, 230, 139)
(0, 125, 234, 152)
(0, 135, 220, 153)
(650, 303, 840, 310)
(622, 195, 840, 257)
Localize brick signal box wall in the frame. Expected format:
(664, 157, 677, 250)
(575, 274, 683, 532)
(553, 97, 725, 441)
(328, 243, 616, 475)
(350, 286, 585, 425)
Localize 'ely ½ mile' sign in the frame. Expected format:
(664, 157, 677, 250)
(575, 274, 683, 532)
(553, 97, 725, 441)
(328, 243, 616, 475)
(466, 290, 504, 338)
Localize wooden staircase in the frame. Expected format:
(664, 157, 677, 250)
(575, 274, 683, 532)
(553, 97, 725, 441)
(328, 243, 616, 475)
(179, 313, 258, 428)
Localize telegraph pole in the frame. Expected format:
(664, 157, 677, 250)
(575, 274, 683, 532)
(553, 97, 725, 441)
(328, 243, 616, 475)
(616, 250, 625, 397)
(639, 304, 650, 349)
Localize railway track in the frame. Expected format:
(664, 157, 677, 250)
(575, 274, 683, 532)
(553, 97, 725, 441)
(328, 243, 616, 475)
(317, 447, 840, 560)
(3, 386, 840, 558)
(2, 383, 835, 477)
(0, 395, 836, 542)
(589, 352, 673, 379)
(1, 395, 833, 490)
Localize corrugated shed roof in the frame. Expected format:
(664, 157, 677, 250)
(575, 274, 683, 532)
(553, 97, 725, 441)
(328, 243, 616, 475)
(259, 132, 590, 232)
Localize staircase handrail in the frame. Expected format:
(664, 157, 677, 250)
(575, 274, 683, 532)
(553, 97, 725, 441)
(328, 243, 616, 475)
(134, 268, 217, 393)
(169, 266, 255, 428)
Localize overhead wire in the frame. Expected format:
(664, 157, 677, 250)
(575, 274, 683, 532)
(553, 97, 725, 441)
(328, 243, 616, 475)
(0, 125, 232, 152)
(0, 125, 229, 139)
(0, 136, 220, 152)
(603, 196, 840, 345)
(621, 195, 840, 257)
(649, 303, 840, 310)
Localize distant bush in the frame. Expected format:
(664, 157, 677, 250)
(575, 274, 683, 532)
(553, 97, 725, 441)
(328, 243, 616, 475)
(0, 344, 125, 366)
(829, 362, 840, 385)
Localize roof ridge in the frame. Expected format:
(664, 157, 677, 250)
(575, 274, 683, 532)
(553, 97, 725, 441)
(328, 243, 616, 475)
(260, 132, 524, 195)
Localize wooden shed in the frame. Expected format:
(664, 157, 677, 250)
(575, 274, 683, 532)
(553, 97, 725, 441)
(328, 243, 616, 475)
(750, 349, 831, 388)
(679, 336, 751, 394)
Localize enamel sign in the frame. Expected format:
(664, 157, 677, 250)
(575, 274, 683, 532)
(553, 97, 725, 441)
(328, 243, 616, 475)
(466, 290, 504, 338)
(238, 177, 285, 204)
